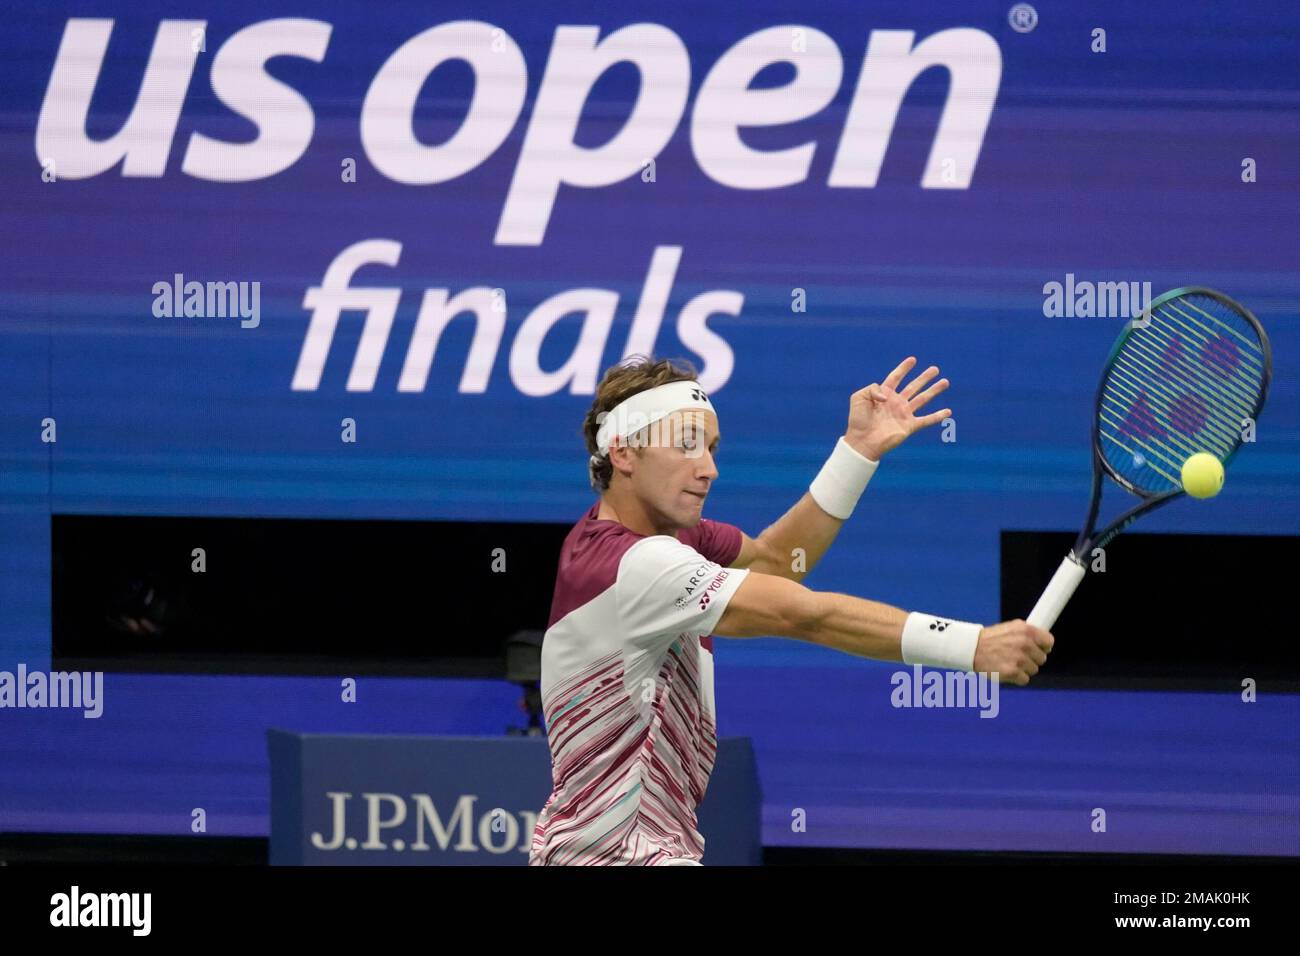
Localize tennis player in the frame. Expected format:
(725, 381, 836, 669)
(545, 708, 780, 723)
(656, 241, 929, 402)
(528, 355, 1053, 866)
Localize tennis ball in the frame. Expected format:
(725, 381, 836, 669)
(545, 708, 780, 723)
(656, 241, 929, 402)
(1181, 452, 1224, 499)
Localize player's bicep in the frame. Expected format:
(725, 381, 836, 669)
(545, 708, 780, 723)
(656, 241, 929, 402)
(727, 530, 763, 569)
(713, 570, 822, 641)
(728, 530, 786, 575)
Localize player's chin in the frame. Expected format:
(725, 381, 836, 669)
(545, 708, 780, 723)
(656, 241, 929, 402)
(679, 491, 707, 522)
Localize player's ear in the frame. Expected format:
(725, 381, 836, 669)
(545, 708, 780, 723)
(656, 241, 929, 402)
(608, 440, 638, 476)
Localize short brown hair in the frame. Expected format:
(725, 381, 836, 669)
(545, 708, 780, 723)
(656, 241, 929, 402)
(583, 354, 701, 493)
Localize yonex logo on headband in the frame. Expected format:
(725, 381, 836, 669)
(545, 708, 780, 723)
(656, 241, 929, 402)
(593, 380, 716, 459)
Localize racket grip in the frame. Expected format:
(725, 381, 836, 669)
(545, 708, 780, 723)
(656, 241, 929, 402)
(1026, 554, 1087, 632)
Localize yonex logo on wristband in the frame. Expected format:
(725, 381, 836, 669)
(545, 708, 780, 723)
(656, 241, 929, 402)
(901, 612, 981, 672)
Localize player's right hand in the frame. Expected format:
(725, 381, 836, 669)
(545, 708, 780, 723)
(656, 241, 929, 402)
(972, 619, 1054, 686)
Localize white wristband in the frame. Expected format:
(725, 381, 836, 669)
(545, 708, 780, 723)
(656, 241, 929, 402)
(901, 612, 982, 671)
(808, 437, 878, 520)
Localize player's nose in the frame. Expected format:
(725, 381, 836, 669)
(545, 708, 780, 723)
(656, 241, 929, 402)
(695, 449, 719, 481)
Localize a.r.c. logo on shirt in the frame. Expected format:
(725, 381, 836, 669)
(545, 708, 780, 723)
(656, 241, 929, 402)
(674, 563, 716, 609)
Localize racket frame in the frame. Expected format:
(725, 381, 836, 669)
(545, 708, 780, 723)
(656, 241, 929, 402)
(1028, 286, 1272, 630)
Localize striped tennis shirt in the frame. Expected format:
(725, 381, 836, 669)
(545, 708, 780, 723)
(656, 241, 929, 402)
(528, 501, 751, 865)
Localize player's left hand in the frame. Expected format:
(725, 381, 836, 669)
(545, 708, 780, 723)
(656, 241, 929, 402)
(844, 356, 952, 460)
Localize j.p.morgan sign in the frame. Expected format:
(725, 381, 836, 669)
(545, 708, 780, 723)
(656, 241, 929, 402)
(268, 730, 761, 865)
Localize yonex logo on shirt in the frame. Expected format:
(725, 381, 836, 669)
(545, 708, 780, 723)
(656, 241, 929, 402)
(697, 570, 731, 610)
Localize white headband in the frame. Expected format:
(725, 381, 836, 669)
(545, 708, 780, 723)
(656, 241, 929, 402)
(591, 380, 714, 464)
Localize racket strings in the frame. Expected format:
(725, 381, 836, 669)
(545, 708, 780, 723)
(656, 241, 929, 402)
(1102, 357, 1242, 445)
(1161, 298, 1266, 375)
(1129, 307, 1264, 410)
(1098, 292, 1266, 495)
(1095, 422, 1182, 487)
(1102, 368, 1238, 458)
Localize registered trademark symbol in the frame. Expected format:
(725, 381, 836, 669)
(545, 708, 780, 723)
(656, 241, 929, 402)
(1009, 3, 1038, 33)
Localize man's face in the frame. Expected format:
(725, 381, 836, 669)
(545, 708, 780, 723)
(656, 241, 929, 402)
(621, 408, 720, 529)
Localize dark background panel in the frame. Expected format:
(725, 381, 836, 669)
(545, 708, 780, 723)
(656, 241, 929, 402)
(1001, 530, 1298, 689)
(52, 514, 566, 676)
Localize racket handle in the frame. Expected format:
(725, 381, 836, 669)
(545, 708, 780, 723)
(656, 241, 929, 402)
(1026, 554, 1087, 632)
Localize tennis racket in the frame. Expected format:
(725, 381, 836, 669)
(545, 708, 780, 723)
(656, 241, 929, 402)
(1027, 286, 1272, 631)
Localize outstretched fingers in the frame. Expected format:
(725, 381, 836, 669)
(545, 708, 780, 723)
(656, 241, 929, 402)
(881, 356, 918, 392)
(913, 408, 953, 430)
(907, 375, 949, 409)
(900, 364, 940, 400)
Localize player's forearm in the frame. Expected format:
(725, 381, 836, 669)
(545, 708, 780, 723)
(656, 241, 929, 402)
(753, 436, 880, 582)
(720, 575, 982, 669)
(753, 492, 844, 582)
(798, 591, 908, 661)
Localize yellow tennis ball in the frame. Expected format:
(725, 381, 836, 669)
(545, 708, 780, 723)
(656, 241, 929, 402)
(1181, 452, 1224, 499)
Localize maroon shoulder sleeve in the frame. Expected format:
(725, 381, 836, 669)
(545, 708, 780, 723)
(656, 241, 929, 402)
(683, 517, 744, 567)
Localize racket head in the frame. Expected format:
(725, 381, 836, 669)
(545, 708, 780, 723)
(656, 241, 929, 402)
(1091, 286, 1272, 501)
